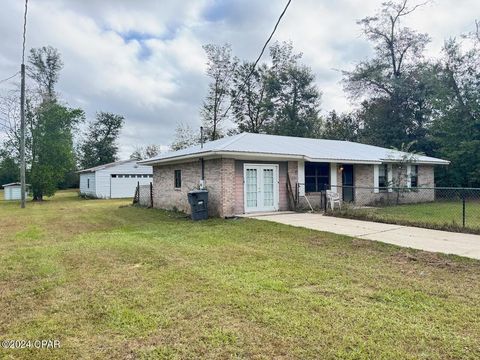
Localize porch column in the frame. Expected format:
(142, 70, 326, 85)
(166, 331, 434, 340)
(297, 160, 305, 196)
(387, 164, 393, 192)
(330, 163, 337, 193)
(373, 165, 379, 193)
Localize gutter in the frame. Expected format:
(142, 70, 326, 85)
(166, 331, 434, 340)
(139, 150, 306, 166)
(139, 150, 450, 166)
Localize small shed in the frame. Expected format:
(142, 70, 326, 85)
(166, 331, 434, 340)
(2, 183, 29, 201)
(77, 159, 153, 199)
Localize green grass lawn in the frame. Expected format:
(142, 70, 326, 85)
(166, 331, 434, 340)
(1, 190, 479, 359)
(337, 201, 480, 233)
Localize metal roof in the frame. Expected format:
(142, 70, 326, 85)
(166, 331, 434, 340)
(77, 159, 148, 173)
(139, 133, 450, 166)
(2, 182, 30, 187)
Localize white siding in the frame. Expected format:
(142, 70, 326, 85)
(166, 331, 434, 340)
(79, 173, 96, 197)
(95, 161, 152, 199)
(3, 186, 27, 200)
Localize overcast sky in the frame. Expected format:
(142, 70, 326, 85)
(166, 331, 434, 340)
(0, 0, 478, 158)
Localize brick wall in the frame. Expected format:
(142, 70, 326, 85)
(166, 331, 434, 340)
(354, 164, 435, 206)
(152, 158, 236, 217)
(152, 159, 436, 215)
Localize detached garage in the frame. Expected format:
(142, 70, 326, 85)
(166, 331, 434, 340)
(78, 159, 152, 199)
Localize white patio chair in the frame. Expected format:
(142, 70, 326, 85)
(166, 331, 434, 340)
(326, 190, 342, 210)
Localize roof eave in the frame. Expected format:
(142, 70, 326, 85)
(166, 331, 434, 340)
(381, 159, 450, 165)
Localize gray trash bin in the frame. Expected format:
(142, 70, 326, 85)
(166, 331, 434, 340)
(188, 190, 208, 220)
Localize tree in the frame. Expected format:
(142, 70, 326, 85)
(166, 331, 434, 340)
(430, 22, 480, 186)
(170, 122, 200, 151)
(27, 46, 63, 99)
(265, 42, 322, 137)
(30, 101, 84, 200)
(0, 148, 18, 186)
(387, 141, 422, 204)
(130, 144, 161, 160)
(343, 0, 433, 151)
(79, 112, 124, 168)
(22, 46, 85, 200)
(231, 62, 271, 133)
(200, 44, 237, 140)
(322, 110, 360, 142)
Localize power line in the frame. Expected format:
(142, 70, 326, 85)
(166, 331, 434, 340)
(222, 0, 292, 118)
(0, 71, 20, 84)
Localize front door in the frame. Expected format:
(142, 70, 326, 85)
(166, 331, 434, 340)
(244, 164, 279, 213)
(342, 164, 354, 202)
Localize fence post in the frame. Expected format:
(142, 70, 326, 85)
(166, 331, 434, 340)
(150, 182, 153, 208)
(133, 182, 140, 204)
(462, 196, 466, 228)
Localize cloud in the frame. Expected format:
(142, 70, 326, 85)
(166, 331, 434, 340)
(0, 0, 478, 158)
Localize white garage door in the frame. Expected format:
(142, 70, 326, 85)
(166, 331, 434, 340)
(110, 174, 152, 198)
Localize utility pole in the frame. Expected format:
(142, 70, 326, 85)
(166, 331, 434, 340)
(20, 64, 26, 208)
(20, 0, 28, 208)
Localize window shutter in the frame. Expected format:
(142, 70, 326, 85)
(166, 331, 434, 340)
(373, 165, 379, 193)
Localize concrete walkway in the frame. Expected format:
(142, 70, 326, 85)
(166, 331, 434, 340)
(247, 212, 480, 260)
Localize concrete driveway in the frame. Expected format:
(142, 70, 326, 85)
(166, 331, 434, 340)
(246, 212, 480, 260)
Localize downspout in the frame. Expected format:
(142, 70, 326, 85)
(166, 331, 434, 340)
(200, 126, 205, 189)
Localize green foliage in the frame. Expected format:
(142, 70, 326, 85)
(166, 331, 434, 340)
(79, 112, 124, 169)
(0, 149, 18, 186)
(321, 110, 360, 142)
(265, 42, 322, 137)
(231, 61, 270, 133)
(201, 44, 237, 141)
(202, 42, 322, 139)
(430, 34, 480, 186)
(27, 46, 64, 98)
(343, 1, 434, 152)
(30, 100, 84, 200)
(0, 191, 479, 359)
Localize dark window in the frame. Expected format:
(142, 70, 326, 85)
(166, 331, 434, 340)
(111, 174, 117, 178)
(87, 178, 90, 188)
(305, 162, 330, 192)
(378, 164, 388, 189)
(411, 165, 418, 187)
(174, 170, 182, 188)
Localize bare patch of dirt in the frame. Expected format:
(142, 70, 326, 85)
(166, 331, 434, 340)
(390, 250, 479, 270)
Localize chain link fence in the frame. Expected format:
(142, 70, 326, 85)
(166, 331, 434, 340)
(322, 185, 480, 234)
(133, 182, 153, 207)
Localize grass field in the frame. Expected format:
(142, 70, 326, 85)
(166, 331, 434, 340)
(332, 201, 480, 233)
(1, 190, 479, 359)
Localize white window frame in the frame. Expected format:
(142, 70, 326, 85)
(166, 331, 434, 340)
(374, 164, 392, 193)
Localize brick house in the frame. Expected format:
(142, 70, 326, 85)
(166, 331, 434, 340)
(139, 133, 449, 217)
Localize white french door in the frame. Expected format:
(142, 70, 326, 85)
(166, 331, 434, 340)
(244, 164, 279, 213)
